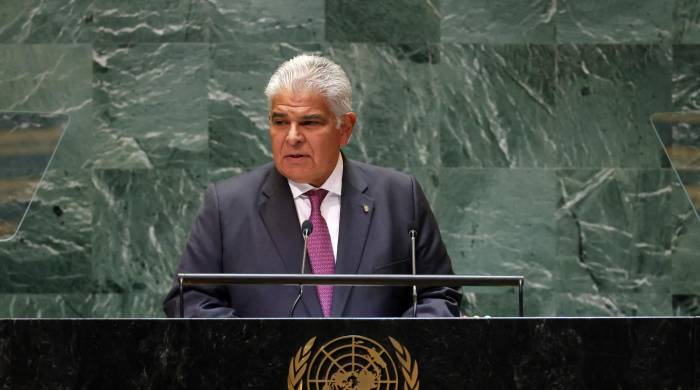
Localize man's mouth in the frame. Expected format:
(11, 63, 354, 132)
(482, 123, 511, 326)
(285, 154, 308, 159)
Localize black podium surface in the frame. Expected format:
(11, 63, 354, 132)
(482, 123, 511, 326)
(0, 317, 697, 389)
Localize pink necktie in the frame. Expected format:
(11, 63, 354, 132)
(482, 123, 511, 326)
(306, 189, 335, 317)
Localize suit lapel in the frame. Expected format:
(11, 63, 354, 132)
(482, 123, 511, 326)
(258, 167, 323, 317)
(332, 159, 374, 317)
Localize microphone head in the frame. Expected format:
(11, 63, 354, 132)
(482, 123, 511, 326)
(301, 220, 313, 236)
(407, 221, 418, 234)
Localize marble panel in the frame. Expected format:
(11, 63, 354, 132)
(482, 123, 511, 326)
(555, 169, 691, 297)
(434, 168, 558, 291)
(557, 0, 672, 43)
(0, 0, 94, 43)
(90, 169, 207, 295)
(326, 44, 441, 169)
(0, 44, 93, 170)
(92, 43, 208, 169)
(671, 214, 700, 295)
(441, 0, 555, 44)
(325, 0, 440, 43)
(554, 291, 673, 316)
(460, 289, 521, 317)
(673, 0, 700, 43)
(208, 43, 322, 169)
(92, 0, 207, 42)
(673, 294, 700, 315)
(0, 169, 93, 293)
(438, 44, 556, 167)
(673, 45, 700, 112)
(207, 0, 324, 43)
(0, 292, 164, 318)
(0, 113, 69, 241)
(461, 283, 673, 316)
(555, 45, 672, 168)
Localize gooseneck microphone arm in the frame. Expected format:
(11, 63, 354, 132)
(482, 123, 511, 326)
(408, 222, 418, 317)
(289, 220, 313, 317)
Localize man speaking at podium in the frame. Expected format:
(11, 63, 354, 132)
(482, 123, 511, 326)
(164, 55, 461, 318)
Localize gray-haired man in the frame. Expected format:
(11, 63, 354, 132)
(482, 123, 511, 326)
(164, 55, 461, 318)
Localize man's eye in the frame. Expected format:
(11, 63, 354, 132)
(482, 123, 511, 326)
(272, 120, 288, 126)
(301, 121, 320, 126)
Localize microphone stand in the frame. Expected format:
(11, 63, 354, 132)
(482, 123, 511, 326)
(289, 221, 313, 317)
(409, 227, 418, 317)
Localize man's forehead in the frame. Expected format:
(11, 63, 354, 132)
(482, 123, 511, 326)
(270, 111, 326, 120)
(270, 89, 332, 113)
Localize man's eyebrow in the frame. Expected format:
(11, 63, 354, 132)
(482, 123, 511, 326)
(300, 114, 324, 121)
(270, 112, 288, 119)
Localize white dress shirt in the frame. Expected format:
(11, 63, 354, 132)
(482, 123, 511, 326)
(287, 155, 343, 261)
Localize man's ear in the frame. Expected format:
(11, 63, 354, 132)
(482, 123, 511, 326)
(339, 112, 356, 146)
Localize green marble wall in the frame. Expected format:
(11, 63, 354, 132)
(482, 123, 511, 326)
(0, 0, 698, 318)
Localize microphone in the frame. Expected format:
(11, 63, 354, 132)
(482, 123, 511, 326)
(289, 220, 313, 317)
(408, 222, 418, 317)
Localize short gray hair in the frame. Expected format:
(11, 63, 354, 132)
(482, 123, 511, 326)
(264, 54, 353, 119)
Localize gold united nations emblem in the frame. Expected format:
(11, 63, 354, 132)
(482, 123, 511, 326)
(287, 335, 420, 390)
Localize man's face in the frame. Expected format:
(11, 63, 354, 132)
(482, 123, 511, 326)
(269, 89, 354, 187)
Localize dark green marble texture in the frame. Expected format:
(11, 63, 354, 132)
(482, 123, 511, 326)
(670, 210, 700, 294)
(90, 169, 206, 294)
(325, 0, 440, 43)
(92, 0, 207, 43)
(555, 170, 686, 294)
(557, 0, 673, 43)
(673, 45, 700, 111)
(555, 44, 672, 167)
(208, 0, 324, 43)
(0, 169, 94, 293)
(435, 169, 557, 290)
(0, 1, 698, 318)
(0, 0, 94, 43)
(0, 292, 164, 318)
(327, 44, 442, 169)
(441, 0, 555, 44)
(674, 0, 700, 43)
(0, 113, 69, 241)
(673, 292, 700, 315)
(439, 44, 556, 167)
(0, 44, 93, 170)
(92, 43, 209, 169)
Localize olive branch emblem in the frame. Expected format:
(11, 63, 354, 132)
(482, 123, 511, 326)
(287, 335, 419, 389)
(288, 337, 316, 390)
(389, 337, 420, 390)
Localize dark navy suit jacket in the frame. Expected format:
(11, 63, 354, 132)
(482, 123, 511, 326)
(163, 157, 461, 317)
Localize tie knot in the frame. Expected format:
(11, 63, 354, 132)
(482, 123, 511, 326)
(306, 189, 328, 210)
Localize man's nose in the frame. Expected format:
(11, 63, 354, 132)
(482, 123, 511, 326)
(286, 123, 303, 145)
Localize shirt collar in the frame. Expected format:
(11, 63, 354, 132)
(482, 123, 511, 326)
(288, 154, 344, 199)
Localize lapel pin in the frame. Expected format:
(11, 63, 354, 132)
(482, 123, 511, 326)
(362, 204, 370, 214)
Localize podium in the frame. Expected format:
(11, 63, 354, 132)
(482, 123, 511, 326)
(1, 317, 695, 389)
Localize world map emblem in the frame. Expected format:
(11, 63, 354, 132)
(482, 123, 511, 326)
(287, 335, 420, 390)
